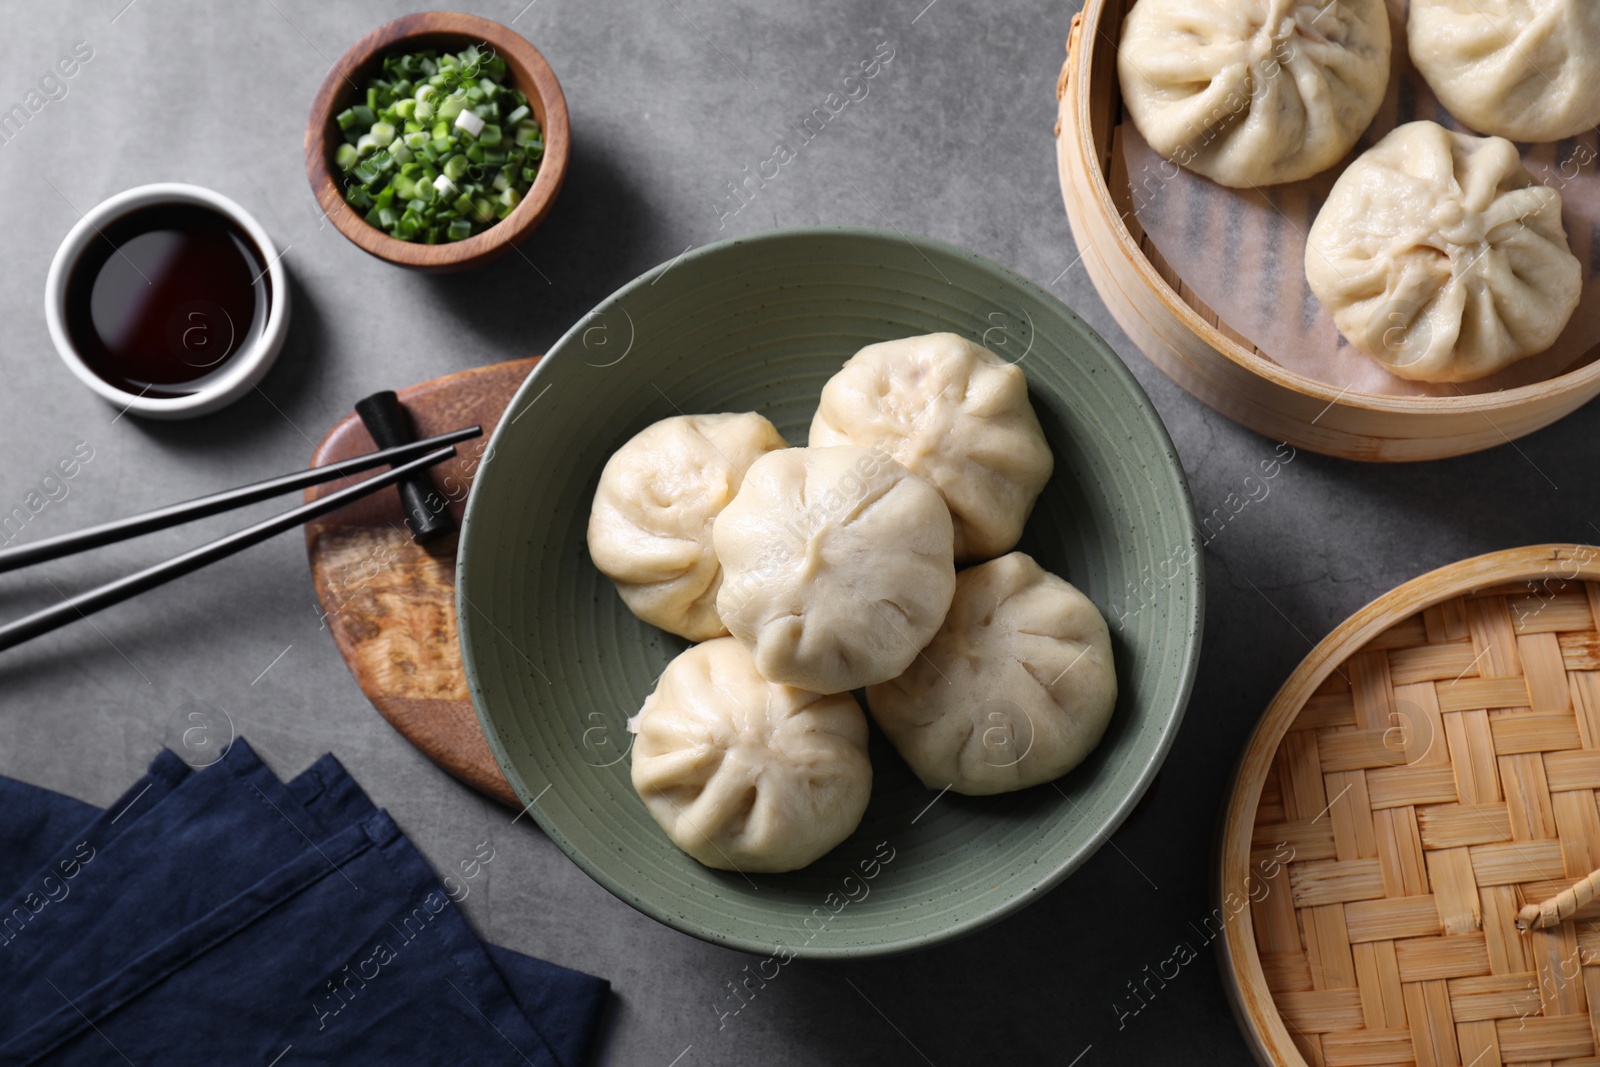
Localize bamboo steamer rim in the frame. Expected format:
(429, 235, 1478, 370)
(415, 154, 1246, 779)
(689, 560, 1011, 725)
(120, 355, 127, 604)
(1054, 2, 1600, 417)
(1217, 544, 1600, 1066)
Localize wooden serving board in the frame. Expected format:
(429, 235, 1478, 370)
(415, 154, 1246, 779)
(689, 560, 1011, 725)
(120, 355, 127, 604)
(304, 358, 540, 808)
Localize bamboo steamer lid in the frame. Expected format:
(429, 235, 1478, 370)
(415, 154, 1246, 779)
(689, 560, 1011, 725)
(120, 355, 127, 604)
(1219, 545, 1600, 1066)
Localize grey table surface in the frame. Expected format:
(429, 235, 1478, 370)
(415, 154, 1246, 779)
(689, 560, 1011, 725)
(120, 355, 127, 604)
(2, 2, 1597, 1065)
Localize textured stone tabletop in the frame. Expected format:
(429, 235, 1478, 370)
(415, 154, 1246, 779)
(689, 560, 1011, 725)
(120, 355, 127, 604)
(2, 2, 1597, 1064)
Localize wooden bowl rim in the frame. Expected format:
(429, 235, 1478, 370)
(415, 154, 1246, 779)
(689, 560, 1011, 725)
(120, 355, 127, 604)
(1216, 543, 1600, 1067)
(1057, 0, 1600, 417)
(303, 11, 570, 272)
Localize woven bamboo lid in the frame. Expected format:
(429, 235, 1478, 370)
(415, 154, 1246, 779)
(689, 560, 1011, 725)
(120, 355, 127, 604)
(1220, 545, 1600, 1066)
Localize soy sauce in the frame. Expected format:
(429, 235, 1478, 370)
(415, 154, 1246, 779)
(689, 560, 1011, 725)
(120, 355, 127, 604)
(64, 203, 271, 399)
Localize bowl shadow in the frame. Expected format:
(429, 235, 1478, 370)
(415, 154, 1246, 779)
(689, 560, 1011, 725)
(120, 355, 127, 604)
(422, 138, 656, 353)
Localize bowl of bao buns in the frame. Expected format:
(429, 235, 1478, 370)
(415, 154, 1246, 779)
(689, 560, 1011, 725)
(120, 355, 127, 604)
(457, 227, 1202, 956)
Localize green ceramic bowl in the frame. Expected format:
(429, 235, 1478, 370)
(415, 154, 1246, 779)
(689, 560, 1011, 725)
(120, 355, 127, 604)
(459, 227, 1201, 958)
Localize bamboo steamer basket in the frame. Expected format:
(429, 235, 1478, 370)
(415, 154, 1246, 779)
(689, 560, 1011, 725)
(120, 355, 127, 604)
(1053, 4, 1600, 463)
(1218, 545, 1600, 1066)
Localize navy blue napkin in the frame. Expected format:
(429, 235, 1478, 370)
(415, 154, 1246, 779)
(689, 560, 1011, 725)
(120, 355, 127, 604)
(0, 741, 609, 1066)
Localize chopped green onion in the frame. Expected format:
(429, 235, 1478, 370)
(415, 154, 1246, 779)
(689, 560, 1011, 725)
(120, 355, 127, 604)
(334, 43, 542, 242)
(437, 94, 466, 122)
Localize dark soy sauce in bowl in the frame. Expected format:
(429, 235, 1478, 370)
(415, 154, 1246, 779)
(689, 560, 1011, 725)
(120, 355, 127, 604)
(64, 204, 271, 399)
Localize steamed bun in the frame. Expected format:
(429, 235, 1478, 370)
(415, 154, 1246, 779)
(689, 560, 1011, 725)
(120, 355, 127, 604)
(713, 445, 956, 695)
(587, 413, 786, 640)
(628, 638, 872, 872)
(1306, 121, 1581, 383)
(1118, 0, 1391, 187)
(866, 552, 1117, 796)
(1410, 0, 1600, 143)
(808, 333, 1052, 563)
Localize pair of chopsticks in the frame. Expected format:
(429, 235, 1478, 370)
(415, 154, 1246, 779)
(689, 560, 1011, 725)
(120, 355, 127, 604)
(0, 425, 481, 653)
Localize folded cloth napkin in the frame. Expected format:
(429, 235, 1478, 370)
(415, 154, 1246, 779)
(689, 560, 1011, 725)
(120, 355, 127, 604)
(0, 740, 609, 1067)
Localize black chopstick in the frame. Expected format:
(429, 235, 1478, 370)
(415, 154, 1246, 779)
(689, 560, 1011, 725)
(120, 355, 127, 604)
(0, 446, 458, 654)
(0, 425, 481, 574)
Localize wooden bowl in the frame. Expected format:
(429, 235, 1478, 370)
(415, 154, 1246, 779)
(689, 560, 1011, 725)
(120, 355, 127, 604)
(304, 12, 569, 273)
(1218, 545, 1600, 1066)
(1053, 3, 1600, 462)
